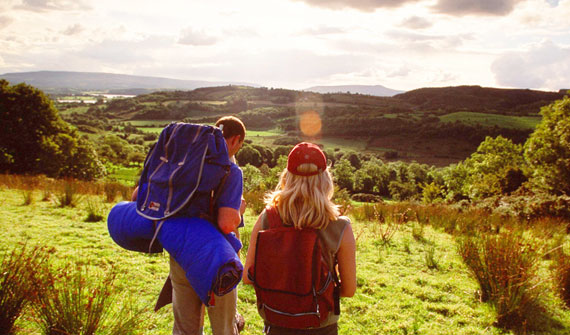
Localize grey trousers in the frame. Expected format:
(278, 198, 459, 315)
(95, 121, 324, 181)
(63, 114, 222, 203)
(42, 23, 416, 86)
(170, 256, 238, 335)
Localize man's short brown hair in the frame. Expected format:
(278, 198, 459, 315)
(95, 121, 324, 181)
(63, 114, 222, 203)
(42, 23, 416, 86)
(215, 116, 246, 142)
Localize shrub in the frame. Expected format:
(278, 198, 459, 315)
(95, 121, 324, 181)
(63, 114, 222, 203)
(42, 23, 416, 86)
(412, 222, 425, 242)
(243, 189, 267, 216)
(103, 182, 131, 203)
(424, 244, 439, 270)
(456, 231, 545, 331)
(0, 245, 51, 335)
(351, 193, 381, 203)
(21, 189, 34, 206)
(350, 203, 377, 222)
(332, 186, 352, 216)
(240, 229, 251, 257)
(84, 198, 104, 222)
(421, 182, 444, 204)
(56, 180, 82, 207)
(32, 263, 143, 335)
(553, 249, 570, 308)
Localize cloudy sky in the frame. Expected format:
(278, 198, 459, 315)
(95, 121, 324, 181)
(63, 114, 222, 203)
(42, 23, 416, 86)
(0, 0, 569, 91)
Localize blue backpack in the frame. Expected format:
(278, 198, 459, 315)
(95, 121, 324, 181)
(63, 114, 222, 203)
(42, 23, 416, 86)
(136, 122, 231, 221)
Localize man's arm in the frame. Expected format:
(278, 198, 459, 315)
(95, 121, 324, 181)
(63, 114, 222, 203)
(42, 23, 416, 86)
(217, 164, 243, 235)
(218, 207, 241, 235)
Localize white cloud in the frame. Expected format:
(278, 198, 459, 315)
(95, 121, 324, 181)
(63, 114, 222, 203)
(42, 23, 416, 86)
(62, 23, 84, 36)
(77, 36, 173, 64)
(385, 30, 471, 50)
(0, 16, 14, 29)
(178, 28, 219, 46)
(299, 25, 347, 36)
(491, 40, 570, 90)
(433, 0, 524, 16)
(400, 16, 433, 29)
(0, 0, 568, 91)
(293, 0, 530, 16)
(291, 0, 422, 12)
(14, 0, 91, 12)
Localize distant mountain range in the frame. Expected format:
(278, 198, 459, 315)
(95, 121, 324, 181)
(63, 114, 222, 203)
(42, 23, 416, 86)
(0, 71, 259, 95)
(0, 71, 405, 97)
(304, 85, 404, 97)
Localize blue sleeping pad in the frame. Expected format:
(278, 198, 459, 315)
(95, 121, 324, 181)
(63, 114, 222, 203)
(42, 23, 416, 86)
(107, 201, 243, 305)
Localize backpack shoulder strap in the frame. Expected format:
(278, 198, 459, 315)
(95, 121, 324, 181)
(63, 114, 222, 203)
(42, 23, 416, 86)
(265, 206, 284, 229)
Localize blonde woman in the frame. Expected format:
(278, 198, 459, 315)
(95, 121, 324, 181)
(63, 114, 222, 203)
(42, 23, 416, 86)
(243, 142, 356, 335)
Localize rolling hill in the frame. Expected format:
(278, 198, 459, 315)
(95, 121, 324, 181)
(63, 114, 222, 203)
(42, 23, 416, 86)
(304, 84, 404, 97)
(0, 71, 258, 95)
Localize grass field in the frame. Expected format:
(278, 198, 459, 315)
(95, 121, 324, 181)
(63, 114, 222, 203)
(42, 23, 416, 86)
(105, 164, 141, 186)
(440, 112, 541, 130)
(128, 120, 174, 127)
(138, 127, 166, 134)
(3, 180, 570, 335)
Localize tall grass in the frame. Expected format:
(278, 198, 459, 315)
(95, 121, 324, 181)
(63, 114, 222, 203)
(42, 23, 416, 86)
(20, 189, 34, 206)
(55, 180, 83, 208)
(84, 198, 104, 222)
(243, 189, 267, 215)
(103, 182, 132, 203)
(553, 249, 570, 308)
(32, 264, 143, 335)
(0, 245, 51, 335)
(457, 230, 545, 331)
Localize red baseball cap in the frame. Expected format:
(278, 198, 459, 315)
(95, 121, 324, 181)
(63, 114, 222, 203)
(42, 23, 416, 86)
(287, 142, 327, 176)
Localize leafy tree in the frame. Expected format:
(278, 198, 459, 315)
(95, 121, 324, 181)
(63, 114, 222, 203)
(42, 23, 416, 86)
(353, 169, 374, 194)
(524, 95, 570, 195)
(463, 136, 526, 199)
(236, 144, 263, 167)
(0, 80, 104, 179)
(241, 164, 265, 192)
(442, 163, 470, 201)
(353, 157, 389, 195)
(265, 156, 288, 190)
(388, 180, 417, 201)
(252, 144, 274, 166)
(96, 134, 133, 165)
(421, 182, 444, 204)
(345, 152, 362, 169)
(273, 145, 294, 162)
(332, 159, 355, 191)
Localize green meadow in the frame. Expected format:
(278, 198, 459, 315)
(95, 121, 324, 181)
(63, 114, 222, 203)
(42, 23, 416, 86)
(439, 112, 541, 130)
(3, 177, 570, 335)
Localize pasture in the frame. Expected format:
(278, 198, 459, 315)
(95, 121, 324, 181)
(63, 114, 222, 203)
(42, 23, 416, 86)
(439, 112, 541, 130)
(2, 175, 570, 334)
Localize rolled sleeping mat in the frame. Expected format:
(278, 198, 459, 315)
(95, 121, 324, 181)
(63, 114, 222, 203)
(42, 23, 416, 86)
(157, 216, 243, 306)
(107, 201, 243, 305)
(107, 201, 163, 253)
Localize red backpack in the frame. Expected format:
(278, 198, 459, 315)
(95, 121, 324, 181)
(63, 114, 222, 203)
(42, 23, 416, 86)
(248, 207, 340, 329)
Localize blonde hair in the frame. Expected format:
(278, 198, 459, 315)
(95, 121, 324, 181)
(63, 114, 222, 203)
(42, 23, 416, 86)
(265, 163, 339, 230)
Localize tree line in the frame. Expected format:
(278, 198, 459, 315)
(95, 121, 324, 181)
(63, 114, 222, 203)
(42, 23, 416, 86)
(2, 80, 569, 204)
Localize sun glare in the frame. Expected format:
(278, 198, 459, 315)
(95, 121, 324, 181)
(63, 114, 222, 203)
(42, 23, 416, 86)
(299, 110, 322, 137)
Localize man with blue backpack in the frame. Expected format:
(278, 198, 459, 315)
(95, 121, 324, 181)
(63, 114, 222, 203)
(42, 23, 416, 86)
(130, 116, 247, 335)
(168, 116, 246, 335)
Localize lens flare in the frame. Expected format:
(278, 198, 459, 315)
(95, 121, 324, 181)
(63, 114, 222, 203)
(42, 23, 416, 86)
(299, 111, 322, 137)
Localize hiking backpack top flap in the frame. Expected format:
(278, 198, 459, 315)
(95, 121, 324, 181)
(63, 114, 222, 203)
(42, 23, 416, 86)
(136, 122, 231, 221)
(251, 206, 340, 329)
